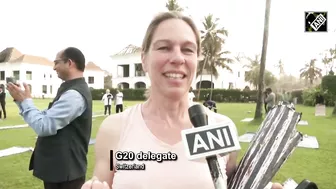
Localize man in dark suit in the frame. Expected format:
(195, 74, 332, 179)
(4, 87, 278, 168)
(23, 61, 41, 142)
(7, 47, 93, 189)
(0, 85, 6, 119)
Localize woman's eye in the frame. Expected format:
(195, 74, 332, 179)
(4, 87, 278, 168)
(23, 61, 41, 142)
(183, 48, 194, 53)
(158, 46, 169, 50)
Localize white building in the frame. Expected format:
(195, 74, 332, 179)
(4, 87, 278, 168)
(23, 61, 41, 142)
(110, 44, 251, 90)
(0, 47, 105, 98)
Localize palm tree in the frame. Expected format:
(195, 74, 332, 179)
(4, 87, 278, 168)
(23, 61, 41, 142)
(197, 14, 229, 100)
(244, 55, 276, 89)
(321, 54, 332, 75)
(326, 47, 336, 74)
(299, 59, 323, 85)
(275, 59, 285, 76)
(244, 54, 260, 70)
(165, 0, 184, 11)
(254, 0, 272, 119)
(204, 47, 234, 100)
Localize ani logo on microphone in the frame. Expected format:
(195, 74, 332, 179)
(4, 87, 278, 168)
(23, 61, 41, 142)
(181, 123, 241, 160)
(305, 11, 328, 32)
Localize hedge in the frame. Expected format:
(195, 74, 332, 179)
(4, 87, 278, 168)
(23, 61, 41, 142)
(90, 88, 310, 103)
(91, 88, 147, 101)
(321, 75, 336, 95)
(91, 88, 259, 102)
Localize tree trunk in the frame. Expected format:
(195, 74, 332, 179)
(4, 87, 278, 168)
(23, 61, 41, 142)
(197, 54, 208, 101)
(254, 0, 272, 120)
(210, 65, 213, 100)
(333, 102, 336, 116)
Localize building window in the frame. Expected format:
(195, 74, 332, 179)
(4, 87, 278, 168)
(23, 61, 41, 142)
(117, 65, 130, 77)
(50, 85, 52, 94)
(135, 63, 146, 77)
(42, 85, 47, 94)
(0, 71, 5, 80)
(238, 71, 240, 78)
(13, 71, 20, 80)
(26, 71, 32, 80)
(44, 74, 46, 79)
(50, 74, 52, 79)
(229, 82, 234, 89)
(88, 76, 94, 84)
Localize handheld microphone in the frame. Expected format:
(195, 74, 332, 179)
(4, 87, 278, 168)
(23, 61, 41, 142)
(295, 179, 318, 189)
(181, 104, 241, 189)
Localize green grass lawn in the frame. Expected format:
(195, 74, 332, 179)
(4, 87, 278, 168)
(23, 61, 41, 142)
(0, 100, 335, 188)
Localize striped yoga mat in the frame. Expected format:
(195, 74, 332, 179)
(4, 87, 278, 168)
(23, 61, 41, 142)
(228, 104, 303, 189)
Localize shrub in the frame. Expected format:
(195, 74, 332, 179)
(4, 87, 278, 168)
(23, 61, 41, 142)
(321, 75, 336, 95)
(291, 90, 303, 104)
(302, 88, 319, 106)
(302, 85, 335, 107)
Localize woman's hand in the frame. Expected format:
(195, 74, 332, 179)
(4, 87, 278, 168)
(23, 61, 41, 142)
(81, 177, 110, 189)
(271, 182, 284, 189)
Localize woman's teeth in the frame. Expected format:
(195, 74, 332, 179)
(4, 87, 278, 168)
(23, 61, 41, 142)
(164, 73, 184, 79)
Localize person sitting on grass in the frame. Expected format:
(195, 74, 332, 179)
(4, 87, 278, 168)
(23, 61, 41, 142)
(203, 93, 217, 113)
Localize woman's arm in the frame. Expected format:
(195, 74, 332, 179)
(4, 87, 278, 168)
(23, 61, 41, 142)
(226, 151, 238, 181)
(82, 114, 123, 188)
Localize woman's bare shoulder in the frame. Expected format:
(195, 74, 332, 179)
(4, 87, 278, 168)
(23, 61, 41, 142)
(97, 105, 138, 143)
(100, 114, 121, 129)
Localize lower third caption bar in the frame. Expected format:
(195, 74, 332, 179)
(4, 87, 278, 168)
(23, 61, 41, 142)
(110, 150, 178, 171)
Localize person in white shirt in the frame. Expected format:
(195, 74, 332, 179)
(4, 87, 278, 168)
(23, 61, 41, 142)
(188, 87, 195, 104)
(101, 89, 113, 115)
(115, 89, 124, 113)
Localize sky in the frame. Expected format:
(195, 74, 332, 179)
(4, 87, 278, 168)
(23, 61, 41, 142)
(0, 0, 335, 76)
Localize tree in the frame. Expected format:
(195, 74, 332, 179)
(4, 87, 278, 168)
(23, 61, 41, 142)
(199, 45, 234, 100)
(321, 54, 332, 75)
(244, 68, 277, 89)
(104, 74, 112, 89)
(197, 14, 231, 100)
(320, 46, 336, 75)
(254, 0, 272, 120)
(275, 59, 285, 76)
(299, 59, 323, 86)
(165, 0, 184, 12)
(243, 55, 277, 90)
(271, 75, 306, 92)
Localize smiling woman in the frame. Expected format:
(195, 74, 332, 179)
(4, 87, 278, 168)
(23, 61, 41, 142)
(82, 11, 283, 189)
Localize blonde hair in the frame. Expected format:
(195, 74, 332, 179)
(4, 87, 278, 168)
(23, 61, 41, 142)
(141, 11, 201, 56)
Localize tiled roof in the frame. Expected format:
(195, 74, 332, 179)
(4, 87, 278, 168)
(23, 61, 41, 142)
(0, 47, 53, 66)
(86, 61, 104, 71)
(10, 54, 54, 66)
(112, 44, 142, 56)
(0, 47, 23, 62)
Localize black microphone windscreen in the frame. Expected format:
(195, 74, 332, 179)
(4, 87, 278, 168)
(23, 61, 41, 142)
(188, 104, 208, 127)
(296, 180, 318, 189)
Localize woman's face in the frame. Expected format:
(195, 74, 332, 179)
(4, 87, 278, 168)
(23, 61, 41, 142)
(142, 19, 198, 100)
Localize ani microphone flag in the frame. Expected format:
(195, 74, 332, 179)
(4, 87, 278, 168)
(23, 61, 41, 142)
(228, 104, 303, 189)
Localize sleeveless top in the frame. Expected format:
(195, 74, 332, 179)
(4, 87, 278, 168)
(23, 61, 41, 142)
(112, 103, 232, 189)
